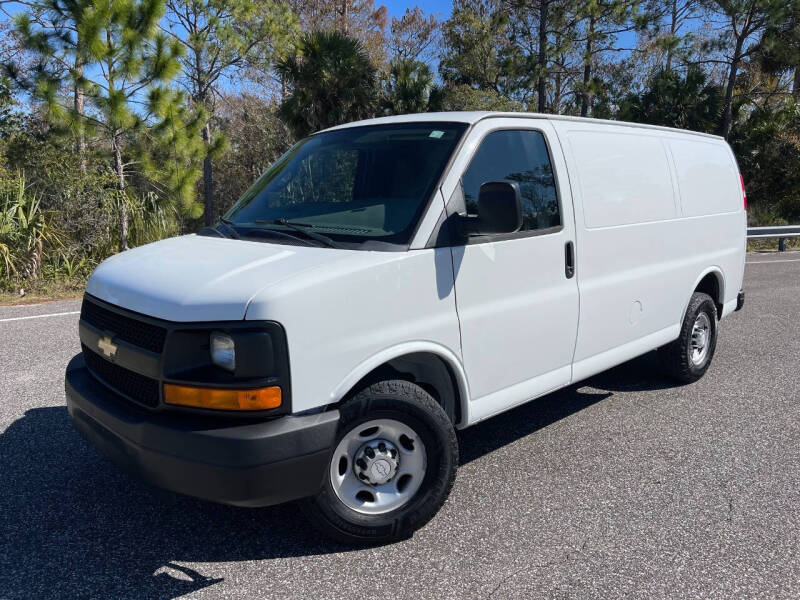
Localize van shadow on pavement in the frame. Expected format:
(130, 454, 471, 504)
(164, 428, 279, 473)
(459, 351, 673, 464)
(0, 405, 343, 599)
(0, 351, 674, 599)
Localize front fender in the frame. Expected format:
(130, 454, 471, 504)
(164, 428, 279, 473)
(329, 341, 472, 428)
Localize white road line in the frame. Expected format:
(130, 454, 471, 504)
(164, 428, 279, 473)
(0, 310, 80, 323)
(746, 259, 800, 264)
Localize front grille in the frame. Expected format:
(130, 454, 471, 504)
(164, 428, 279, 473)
(81, 298, 167, 353)
(82, 344, 160, 408)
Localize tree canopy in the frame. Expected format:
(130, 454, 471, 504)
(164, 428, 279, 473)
(1, 0, 799, 290)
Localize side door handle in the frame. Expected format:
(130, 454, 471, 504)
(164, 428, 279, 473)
(565, 241, 575, 279)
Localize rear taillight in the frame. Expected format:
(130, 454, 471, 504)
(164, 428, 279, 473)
(740, 174, 747, 210)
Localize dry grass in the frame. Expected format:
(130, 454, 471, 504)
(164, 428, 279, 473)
(747, 238, 800, 252)
(0, 277, 85, 306)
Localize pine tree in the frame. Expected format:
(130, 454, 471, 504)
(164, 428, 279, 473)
(640, 0, 701, 71)
(11, 0, 93, 168)
(9, 0, 195, 250)
(162, 0, 297, 225)
(759, 0, 800, 100)
(702, 0, 787, 138)
(440, 0, 513, 96)
(502, 0, 576, 112)
(388, 7, 440, 64)
(144, 87, 207, 221)
(576, 0, 641, 117)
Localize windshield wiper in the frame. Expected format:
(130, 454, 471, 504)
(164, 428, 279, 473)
(220, 217, 313, 246)
(240, 226, 314, 247)
(255, 219, 342, 249)
(217, 217, 241, 240)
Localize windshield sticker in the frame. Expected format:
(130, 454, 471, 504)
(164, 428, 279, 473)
(429, 130, 445, 139)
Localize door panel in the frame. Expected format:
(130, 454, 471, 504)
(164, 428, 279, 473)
(556, 121, 682, 377)
(445, 120, 579, 423)
(452, 232, 578, 414)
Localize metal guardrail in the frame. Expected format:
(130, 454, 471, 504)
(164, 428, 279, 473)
(747, 226, 800, 251)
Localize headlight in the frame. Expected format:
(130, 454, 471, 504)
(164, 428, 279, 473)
(210, 331, 235, 372)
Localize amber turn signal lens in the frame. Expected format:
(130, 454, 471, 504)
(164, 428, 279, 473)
(164, 384, 282, 411)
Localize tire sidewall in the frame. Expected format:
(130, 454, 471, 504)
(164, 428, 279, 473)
(305, 382, 457, 543)
(683, 294, 718, 377)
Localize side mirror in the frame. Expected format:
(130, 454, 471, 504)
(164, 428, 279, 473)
(462, 180, 523, 235)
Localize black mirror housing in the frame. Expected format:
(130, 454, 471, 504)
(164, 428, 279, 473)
(470, 180, 523, 235)
(455, 180, 523, 239)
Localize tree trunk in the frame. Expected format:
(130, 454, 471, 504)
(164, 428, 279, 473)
(113, 134, 128, 251)
(554, 67, 562, 113)
(581, 15, 595, 118)
(341, 0, 349, 34)
(202, 122, 214, 226)
(73, 59, 86, 172)
(721, 36, 744, 139)
(665, 0, 677, 71)
(537, 0, 548, 112)
(793, 66, 800, 102)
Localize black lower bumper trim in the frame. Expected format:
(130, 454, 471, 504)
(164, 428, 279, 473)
(65, 354, 339, 507)
(736, 289, 745, 311)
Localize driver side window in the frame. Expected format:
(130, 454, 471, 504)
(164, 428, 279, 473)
(462, 129, 560, 232)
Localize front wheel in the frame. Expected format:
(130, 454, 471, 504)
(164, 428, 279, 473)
(660, 291, 718, 383)
(301, 380, 458, 544)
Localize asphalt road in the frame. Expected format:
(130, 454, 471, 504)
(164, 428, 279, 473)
(1, 253, 799, 599)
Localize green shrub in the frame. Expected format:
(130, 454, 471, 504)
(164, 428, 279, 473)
(0, 171, 59, 281)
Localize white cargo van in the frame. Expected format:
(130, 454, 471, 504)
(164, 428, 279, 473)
(65, 112, 746, 543)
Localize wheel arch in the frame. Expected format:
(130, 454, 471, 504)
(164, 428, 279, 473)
(329, 343, 471, 428)
(686, 267, 725, 321)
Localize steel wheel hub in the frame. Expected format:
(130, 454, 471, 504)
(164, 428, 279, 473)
(690, 312, 711, 366)
(329, 418, 427, 515)
(354, 439, 399, 485)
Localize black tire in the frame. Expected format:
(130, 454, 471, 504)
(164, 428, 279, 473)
(660, 292, 718, 383)
(300, 379, 458, 544)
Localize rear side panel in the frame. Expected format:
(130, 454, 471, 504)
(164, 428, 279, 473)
(551, 120, 745, 383)
(666, 138, 747, 316)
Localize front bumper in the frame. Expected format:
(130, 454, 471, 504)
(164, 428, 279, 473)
(65, 354, 339, 507)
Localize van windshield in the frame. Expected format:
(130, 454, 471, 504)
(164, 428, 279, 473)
(224, 122, 467, 249)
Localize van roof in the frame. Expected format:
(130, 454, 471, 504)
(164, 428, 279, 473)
(320, 111, 724, 141)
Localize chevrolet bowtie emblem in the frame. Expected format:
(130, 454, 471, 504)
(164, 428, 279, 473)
(98, 335, 118, 358)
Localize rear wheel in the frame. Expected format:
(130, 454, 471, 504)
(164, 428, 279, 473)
(660, 292, 718, 383)
(301, 379, 458, 544)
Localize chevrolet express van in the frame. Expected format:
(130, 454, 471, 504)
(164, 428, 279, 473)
(65, 112, 746, 543)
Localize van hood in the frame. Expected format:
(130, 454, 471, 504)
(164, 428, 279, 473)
(86, 234, 360, 322)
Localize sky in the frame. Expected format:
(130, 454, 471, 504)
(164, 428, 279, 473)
(381, 0, 452, 20)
